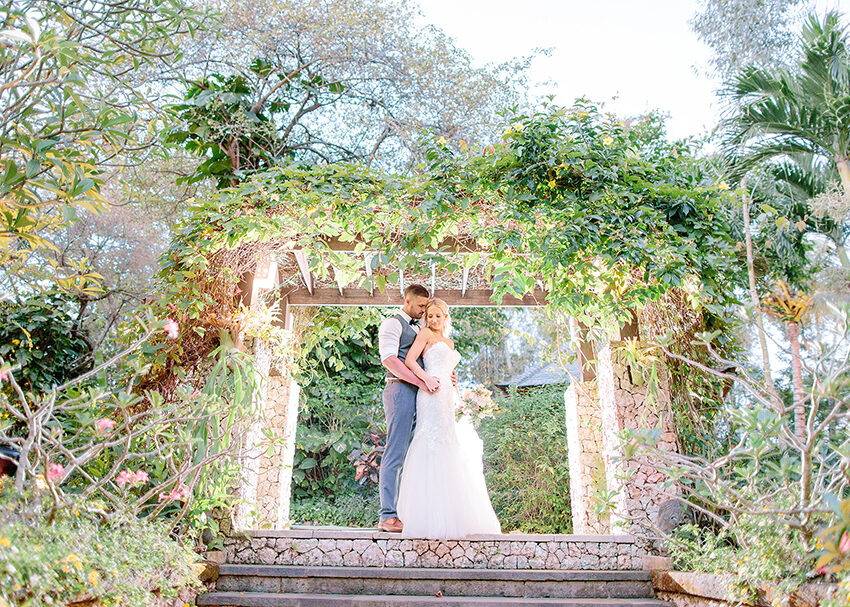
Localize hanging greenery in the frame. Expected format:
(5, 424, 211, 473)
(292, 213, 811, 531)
(142, 101, 743, 395)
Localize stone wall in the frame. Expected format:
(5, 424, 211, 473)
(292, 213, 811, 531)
(224, 530, 643, 571)
(597, 341, 679, 549)
(564, 383, 608, 534)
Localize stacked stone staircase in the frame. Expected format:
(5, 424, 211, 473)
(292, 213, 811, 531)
(198, 528, 669, 607)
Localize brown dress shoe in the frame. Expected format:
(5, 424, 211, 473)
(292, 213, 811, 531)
(377, 516, 404, 532)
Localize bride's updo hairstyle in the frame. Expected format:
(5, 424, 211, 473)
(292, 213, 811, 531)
(424, 298, 452, 337)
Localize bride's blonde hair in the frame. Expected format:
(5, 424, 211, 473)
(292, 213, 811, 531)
(424, 298, 451, 336)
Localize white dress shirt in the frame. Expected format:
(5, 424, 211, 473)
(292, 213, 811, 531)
(378, 308, 419, 362)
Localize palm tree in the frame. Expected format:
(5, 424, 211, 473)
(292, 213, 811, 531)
(724, 11, 850, 267)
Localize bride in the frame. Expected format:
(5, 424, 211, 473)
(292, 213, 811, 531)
(396, 298, 501, 539)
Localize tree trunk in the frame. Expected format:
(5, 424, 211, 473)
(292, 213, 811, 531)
(834, 157, 850, 268)
(786, 319, 806, 442)
(836, 243, 850, 269)
(836, 156, 850, 204)
(742, 182, 783, 414)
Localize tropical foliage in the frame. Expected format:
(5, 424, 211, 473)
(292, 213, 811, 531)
(0, 0, 207, 292)
(479, 385, 572, 533)
(723, 11, 850, 271)
(0, 480, 202, 607)
(0, 293, 91, 395)
(3, 0, 850, 603)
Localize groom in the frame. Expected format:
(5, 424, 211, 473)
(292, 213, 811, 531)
(376, 284, 435, 532)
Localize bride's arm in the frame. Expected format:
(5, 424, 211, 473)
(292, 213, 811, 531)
(405, 329, 440, 392)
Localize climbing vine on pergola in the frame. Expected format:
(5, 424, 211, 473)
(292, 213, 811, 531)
(148, 102, 742, 392)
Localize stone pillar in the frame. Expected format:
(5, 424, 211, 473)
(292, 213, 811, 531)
(233, 253, 303, 530)
(597, 340, 678, 549)
(233, 335, 270, 530)
(234, 336, 300, 530)
(564, 383, 609, 534)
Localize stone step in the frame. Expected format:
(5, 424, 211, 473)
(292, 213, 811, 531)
(225, 528, 642, 570)
(198, 592, 671, 607)
(215, 565, 655, 599)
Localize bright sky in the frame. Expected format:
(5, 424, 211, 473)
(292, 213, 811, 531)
(418, 0, 850, 141)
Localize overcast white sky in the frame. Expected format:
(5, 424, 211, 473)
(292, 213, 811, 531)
(417, 0, 849, 141)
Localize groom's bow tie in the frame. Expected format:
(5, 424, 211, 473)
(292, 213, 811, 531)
(409, 318, 419, 326)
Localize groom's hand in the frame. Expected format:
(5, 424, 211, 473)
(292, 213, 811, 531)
(423, 375, 441, 393)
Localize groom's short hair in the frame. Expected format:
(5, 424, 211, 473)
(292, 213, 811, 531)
(404, 284, 430, 300)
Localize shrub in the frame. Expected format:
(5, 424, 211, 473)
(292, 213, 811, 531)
(0, 480, 201, 607)
(632, 303, 850, 605)
(479, 385, 572, 533)
(293, 317, 385, 501)
(666, 519, 810, 604)
(290, 491, 380, 528)
(0, 312, 260, 540)
(0, 293, 91, 397)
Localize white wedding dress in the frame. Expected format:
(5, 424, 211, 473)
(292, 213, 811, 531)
(396, 341, 501, 539)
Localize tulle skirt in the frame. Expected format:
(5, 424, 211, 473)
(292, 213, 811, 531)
(397, 415, 501, 539)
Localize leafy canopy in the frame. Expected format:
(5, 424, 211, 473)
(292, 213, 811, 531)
(0, 0, 207, 292)
(166, 0, 530, 186)
(159, 101, 740, 364)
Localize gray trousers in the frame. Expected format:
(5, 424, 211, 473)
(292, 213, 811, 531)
(379, 381, 417, 521)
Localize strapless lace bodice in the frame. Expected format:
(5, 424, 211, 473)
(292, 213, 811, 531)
(422, 341, 459, 378)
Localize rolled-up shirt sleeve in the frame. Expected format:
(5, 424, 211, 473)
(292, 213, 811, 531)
(378, 317, 403, 362)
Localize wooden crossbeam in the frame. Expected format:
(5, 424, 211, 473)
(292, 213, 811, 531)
(286, 288, 546, 307)
(282, 235, 483, 253)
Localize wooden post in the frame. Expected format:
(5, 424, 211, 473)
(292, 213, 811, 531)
(569, 317, 597, 382)
(619, 309, 640, 340)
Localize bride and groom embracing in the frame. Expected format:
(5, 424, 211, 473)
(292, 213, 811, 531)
(376, 284, 501, 539)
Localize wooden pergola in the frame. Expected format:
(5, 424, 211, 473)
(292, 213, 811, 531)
(238, 234, 643, 386)
(233, 234, 670, 540)
(247, 237, 544, 305)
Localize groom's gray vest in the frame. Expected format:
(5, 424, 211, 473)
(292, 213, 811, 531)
(387, 314, 422, 380)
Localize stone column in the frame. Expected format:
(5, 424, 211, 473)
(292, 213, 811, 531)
(597, 340, 678, 549)
(233, 253, 303, 530)
(564, 382, 609, 534)
(234, 335, 301, 530)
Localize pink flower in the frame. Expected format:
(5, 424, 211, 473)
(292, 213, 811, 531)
(158, 483, 191, 503)
(116, 468, 149, 488)
(94, 418, 117, 435)
(817, 565, 829, 575)
(839, 531, 850, 554)
(163, 318, 179, 340)
(46, 462, 65, 483)
(0, 369, 7, 382)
